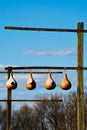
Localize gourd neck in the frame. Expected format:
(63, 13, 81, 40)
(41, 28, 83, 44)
(48, 73, 52, 79)
(9, 72, 13, 78)
(29, 72, 33, 78)
(64, 73, 68, 80)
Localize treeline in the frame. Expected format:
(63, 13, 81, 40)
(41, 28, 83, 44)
(0, 92, 87, 130)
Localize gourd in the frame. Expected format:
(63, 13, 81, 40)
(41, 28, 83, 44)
(25, 72, 36, 90)
(44, 73, 56, 90)
(6, 72, 17, 90)
(60, 72, 71, 90)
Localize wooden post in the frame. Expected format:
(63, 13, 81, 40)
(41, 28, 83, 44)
(77, 22, 85, 130)
(6, 68, 12, 130)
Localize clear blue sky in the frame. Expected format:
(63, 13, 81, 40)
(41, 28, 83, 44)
(0, 0, 87, 66)
(0, 0, 87, 102)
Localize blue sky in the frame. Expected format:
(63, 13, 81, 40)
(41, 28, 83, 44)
(0, 0, 87, 102)
(0, 0, 87, 66)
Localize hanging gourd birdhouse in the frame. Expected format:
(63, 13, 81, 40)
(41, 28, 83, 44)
(60, 72, 71, 90)
(6, 72, 17, 90)
(44, 72, 56, 90)
(25, 72, 36, 90)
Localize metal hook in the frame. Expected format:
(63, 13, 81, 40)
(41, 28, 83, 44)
(64, 67, 66, 74)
